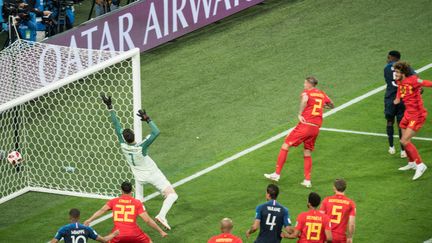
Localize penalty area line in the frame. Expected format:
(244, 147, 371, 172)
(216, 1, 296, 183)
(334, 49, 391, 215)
(320, 127, 432, 141)
(64, 62, 432, 237)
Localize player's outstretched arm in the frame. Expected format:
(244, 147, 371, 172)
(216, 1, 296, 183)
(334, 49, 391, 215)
(84, 204, 111, 226)
(418, 78, 432, 87)
(49, 239, 59, 243)
(139, 212, 168, 238)
(96, 229, 120, 243)
(101, 93, 125, 143)
(137, 109, 160, 148)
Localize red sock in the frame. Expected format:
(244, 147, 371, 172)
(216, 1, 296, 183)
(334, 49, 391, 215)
(304, 156, 312, 180)
(275, 148, 289, 174)
(404, 142, 422, 164)
(404, 147, 415, 162)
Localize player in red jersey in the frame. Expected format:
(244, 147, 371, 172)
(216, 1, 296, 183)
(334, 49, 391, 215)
(320, 179, 356, 243)
(84, 181, 167, 243)
(208, 218, 243, 243)
(265, 76, 334, 187)
(283, 192, 332, 243)
(393, 61, 432, 180)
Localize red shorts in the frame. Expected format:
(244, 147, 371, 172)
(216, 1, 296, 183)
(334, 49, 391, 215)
(110, 231, 151, 243)
(399, 113, 427, 131)
(285, 123, 320, 151)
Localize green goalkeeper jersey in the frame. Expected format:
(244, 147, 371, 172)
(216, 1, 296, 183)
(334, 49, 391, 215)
(110, 110, 160, 171)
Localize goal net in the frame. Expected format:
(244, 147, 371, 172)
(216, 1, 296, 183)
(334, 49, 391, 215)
(0, 40, 142, 204)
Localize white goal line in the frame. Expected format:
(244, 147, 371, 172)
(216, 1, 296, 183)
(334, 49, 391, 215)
(320, 127, 432, 141)
(59, 62, 432, 237)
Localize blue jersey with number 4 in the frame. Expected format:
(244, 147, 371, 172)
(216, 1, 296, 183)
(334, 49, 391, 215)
(255, 200, 291, 243)
(54, 222, 98, 243)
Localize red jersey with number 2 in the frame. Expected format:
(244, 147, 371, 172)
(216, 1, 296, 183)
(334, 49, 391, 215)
(107, 194, 145, 235)
(296, 210, 331, 243)
(301, 88, 332, 127)
(320, 194, 356, 241)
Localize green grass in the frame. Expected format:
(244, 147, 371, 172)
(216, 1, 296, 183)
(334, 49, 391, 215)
(1, 0, 432, 242)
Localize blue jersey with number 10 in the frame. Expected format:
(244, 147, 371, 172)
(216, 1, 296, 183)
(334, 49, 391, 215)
(54, 222, 98, 243)
(255, 200, 291, 243)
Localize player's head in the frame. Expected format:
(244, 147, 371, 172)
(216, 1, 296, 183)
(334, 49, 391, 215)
(308, 192, 321, 209)
(266, 184, 279, 200)
(121, 181, 133, 194)
(69, 208, 80, 222)
(123, 129, 135, 143)
(304, 76, 318, 89)
(393, 61, 412, 81)
(333, 178, 347, 193)
(219, 218, 234, 233)
(387, 50, 401, 63)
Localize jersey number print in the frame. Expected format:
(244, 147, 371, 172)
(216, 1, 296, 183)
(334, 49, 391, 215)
(114, 204, 135, 222)
(311, 99, 323, 115)
(306, 222, 321, 240)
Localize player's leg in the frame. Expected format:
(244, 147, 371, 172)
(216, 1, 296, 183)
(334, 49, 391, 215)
(385, 102, 396, 154)
(147, 169, 177, 230)
(396, 104, 406, 158)
(301, 149, 312, 188)
(265, 124, 304, 181)
(135, 180, 145, 202)
(264, 142, 289, 182)
(398, 128, 417, 171)
(386, 118, 396, 154)
(155, 186, 178, 230)
(275, 143, 290, 174)
(400, 126, 427, 180)
(300, 126, 319, 188)
(397, 117, 417, 170)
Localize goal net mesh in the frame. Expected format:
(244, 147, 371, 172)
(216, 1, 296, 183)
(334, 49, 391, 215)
(0, 40, 137, 202)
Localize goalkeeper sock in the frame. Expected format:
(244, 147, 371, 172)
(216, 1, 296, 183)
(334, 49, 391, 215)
(275, 148, 289, 175)
(158, 193, 178, 219)
(405, 142, 422, 164)
(304, 156, 312, 180)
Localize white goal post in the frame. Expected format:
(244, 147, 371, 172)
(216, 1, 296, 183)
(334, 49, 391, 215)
(0, 40, 142, 204)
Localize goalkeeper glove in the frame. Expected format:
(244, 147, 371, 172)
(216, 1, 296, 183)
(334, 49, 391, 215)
(137, 109, 151, 123)
(101, 93, 113, 110)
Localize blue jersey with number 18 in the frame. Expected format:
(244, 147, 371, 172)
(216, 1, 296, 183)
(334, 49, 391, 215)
(255, 200, 291, 243)
(54, 222, 98, 243)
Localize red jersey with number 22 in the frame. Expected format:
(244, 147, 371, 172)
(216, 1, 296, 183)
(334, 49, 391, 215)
(320, 194, 356, 241)
(301, 88, 332, 127)
(107, 194, 145, 235)
(296, 210, 331, 243)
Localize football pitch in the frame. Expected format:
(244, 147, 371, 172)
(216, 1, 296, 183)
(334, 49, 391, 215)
(1, 0, 432, 242)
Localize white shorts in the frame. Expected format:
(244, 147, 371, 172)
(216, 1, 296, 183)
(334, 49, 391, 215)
(136, 169, 171, 192)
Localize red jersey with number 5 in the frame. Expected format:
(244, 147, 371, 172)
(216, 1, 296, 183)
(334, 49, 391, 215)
(296, 209, 331, 243)
(301, 88, 332, 127)
(320, 194, 356, 241)
(107, 194, 145, 235)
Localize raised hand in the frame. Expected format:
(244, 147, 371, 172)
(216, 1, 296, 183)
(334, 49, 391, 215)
(100, 93, 113, 110)
(137, 109, 151, 123)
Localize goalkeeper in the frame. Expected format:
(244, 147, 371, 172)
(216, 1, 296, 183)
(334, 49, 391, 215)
(101, 94, 178, 231)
